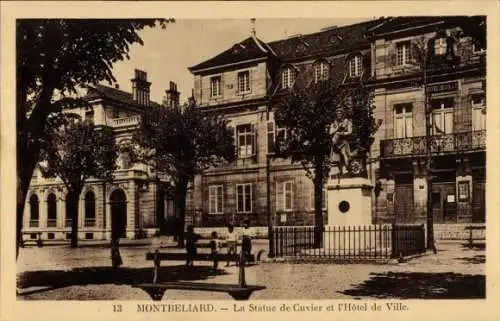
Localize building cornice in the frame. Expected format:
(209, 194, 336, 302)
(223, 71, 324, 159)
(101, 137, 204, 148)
(189, 57, 269, 75)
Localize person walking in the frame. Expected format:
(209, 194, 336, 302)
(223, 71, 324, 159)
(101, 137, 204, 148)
(225, 224, 238, 267)
(241, 219, 252, 261)
(185, 225, 199, 267)
(209, 231, 221, 270)
(110, 236, 123, 268)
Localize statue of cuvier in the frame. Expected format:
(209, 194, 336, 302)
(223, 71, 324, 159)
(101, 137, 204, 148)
(329, 108, 358, 175)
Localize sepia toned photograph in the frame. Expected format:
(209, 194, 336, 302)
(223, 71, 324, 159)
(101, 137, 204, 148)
(11, 14, 489, 304)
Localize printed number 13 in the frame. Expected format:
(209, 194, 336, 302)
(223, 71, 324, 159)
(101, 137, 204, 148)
(113, 304, 122, 312)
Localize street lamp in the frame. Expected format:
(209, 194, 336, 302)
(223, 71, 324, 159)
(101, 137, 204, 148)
(423, 48, 436, 253)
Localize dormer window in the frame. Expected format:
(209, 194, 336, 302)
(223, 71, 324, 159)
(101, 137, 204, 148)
(281, 67, 296, 89)
(434, 38, 447, 56)
(314, 61, 329, 83)
(349, 55, 363, 77)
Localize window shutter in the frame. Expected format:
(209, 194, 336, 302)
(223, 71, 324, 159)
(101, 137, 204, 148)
(228, 125, 236, 157)
(267, 121, 275, 154)
(251, 124, 257, 156)
(276, 181, 283, 212)
(388, 45, 396, 67)
(446, 37, 454, 56)
(427, 38, 435, 58)
(291, 181, 296, 211)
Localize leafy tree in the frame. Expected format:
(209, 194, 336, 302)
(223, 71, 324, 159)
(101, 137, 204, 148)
(40, 113, 119, 248)
(133, 103, 235, 247)
(273, 80, 378, 247)
(16, 18, 172, 257)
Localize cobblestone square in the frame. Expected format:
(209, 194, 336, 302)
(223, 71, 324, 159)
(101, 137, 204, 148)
(17, 240, 485, 300)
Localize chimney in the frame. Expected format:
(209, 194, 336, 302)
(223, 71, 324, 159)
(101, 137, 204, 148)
(250, 18, 256, 37)
(163, 81, 180, 108)
(131, 69, 151, 106)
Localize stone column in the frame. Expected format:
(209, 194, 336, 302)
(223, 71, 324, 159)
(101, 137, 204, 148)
(127, 181, 137, 239)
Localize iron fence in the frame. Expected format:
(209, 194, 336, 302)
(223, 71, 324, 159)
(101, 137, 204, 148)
(272, 224, 425, 260)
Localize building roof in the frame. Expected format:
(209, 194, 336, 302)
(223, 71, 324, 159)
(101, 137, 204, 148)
(366, 16, 483, 37)
(85, 84, 162, 108)
(268, 19, 384, 62)
(189, 19, 386, 73)
(189, 36, 275, 72)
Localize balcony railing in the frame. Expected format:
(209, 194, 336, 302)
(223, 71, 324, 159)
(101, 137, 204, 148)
(381, 130, 486, 158)
(84, 218, 96, 227)
(110, 115, 140, 128)
(47, 219, 57, 228)
(29, 220, 39, 228)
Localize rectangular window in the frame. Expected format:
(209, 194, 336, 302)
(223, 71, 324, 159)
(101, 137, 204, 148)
(238, 71, 250, 93)
(431, 98, 454, 134)
(314, 62, 329, 83)
(434, 38, 447, 56)
(208, 185, 224, 214)
(281, 68, 295, 89)
(396, 41, 411, 66)
(210, 76, 222, 97)
(394, 103, 413, 138)
(471, 93, 486, 131)
(349, 56, 363, 77)
(236, 183, 252, 213)
(284, 181, 293, 211)
(236, 124, 255, 158)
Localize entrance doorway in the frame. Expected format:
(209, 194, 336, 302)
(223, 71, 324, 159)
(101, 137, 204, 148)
(110, 189, 127, 239)
(432, 182, 457, 223)
(394, 174, 414, 223)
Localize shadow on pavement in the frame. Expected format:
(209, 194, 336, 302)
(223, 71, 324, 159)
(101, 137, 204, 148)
(17, 265, 230, 296)
(339, 272, 485, 299)
(455, 255, 486, 264)
(460, 243, 486, 251)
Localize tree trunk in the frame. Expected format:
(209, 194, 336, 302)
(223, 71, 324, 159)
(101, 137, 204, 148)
(175, 180, 188, 248)
(16, 156, 38, 259)
(16, 81, 56, 259)
(313, 159, 325, 248)
(67, 191, 80, 248)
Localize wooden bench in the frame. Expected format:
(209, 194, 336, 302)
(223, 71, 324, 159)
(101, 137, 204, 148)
(133, 250, 266, 300)
(465, 225, 486, 248)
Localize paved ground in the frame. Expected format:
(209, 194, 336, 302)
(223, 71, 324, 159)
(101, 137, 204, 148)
(16, 239, 485, 300)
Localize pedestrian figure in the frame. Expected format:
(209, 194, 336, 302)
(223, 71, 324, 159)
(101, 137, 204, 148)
(241, 219, 252, 261)
(226, 224, 238, 267)
(209, 231, 221, 270)
(185, 225, 199, 267)
(110, 237, 123, 268)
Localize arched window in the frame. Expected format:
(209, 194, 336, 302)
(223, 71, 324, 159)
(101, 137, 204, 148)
(29, 194, 39, 227)
(314, 61, 329, 83)
(47, 193, 57, 227)
(84, 191, 96, 227)
(281, 67, 296, 89)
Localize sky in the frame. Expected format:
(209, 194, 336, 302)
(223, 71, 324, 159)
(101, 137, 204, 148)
(106, 18, 374, 104)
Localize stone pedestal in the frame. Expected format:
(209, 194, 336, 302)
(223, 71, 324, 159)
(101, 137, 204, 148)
(326, 177, 373, 227)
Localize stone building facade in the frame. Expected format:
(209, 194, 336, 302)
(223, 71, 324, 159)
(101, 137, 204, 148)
(369, 17, 486, 225)
(22, 70, 181, 242)
(187, 16, 486, 229)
